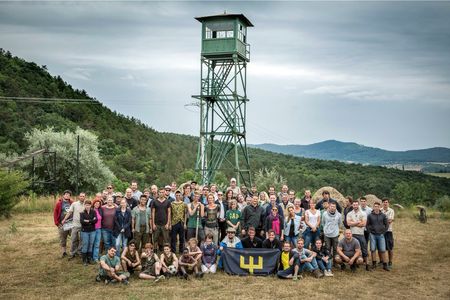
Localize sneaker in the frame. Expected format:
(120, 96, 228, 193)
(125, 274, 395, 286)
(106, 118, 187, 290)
(383, 264, 391, 272)
(328, 270, 334, 277)
(350, 265, 357, 273)
(154, 275, 165, 282)
(293, 275, 298, 281)
(340, 264, 346, 271)
(324, 270, 332, 277)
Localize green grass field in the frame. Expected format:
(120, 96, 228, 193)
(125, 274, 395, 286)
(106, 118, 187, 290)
(0, 210, 449, 300)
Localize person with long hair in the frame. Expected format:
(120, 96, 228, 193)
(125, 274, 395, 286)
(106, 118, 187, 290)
(113, 199, 132, 257)
(303, 200, 321, 249)
(265, 206, 284, 240)
(80, 200, 97, 266)
(92, 199, 103, 262)
(284, 205, 301, 247)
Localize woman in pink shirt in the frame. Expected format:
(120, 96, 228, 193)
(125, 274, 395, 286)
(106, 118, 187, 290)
(92, 199, 103, 262)
(264, 206, 284, 240)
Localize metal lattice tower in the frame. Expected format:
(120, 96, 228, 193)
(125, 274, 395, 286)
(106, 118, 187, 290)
(192, 13, 253, 186)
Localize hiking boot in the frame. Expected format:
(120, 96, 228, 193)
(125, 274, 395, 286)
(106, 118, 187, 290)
(313, 269, 324, 278)
(383, 263, 390, 271)
(340, 264, 346, 271)
(350, 264, 357, 273)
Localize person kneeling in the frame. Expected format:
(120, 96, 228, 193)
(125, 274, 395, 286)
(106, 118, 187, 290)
(96, 246, 130, 285)
(179, 248, 203, 279)
(335, 229, 363, 272)
(121, 240, 142, 275)
(139, 242, 165, 282)
(277, 241, 300, 281)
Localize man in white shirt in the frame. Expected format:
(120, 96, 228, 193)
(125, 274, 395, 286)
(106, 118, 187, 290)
(381, 198, 395, 269)
(62, 192, 86, 259)
(346, 199, 369, 271)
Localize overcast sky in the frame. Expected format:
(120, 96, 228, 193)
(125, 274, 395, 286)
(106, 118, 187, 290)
(1, 1, 449, 150)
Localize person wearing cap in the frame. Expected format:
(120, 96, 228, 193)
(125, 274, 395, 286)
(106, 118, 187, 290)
(53, 190, 73, 258)
(164, 185, 175, 202)
(217, 227, 243, 269)
(226, 178, 241, 199)
(61, 192, 86, 259)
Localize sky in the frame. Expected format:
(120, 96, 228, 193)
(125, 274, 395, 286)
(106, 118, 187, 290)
(1, 0, 449, 150)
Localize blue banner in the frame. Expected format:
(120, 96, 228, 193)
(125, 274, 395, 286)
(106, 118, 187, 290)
(222, 248, 280, 276)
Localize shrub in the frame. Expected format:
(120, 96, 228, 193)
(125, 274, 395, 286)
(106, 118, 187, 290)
(0, 169, 28, 218)
(434, 195, 450, 212)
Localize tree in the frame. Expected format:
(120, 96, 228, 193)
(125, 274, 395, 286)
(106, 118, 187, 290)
(24, 127, 114, 193)
(0, 169, 28, 218)
(253, 167, 287, 193)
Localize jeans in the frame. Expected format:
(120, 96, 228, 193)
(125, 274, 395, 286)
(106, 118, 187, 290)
(284, 235, 298, 247)
(303, 227, 321, 249)
(369, 233, 386, 252)
(70, 226, 82, 256)
(81, 231, 95, 254)
(317, 258, 333, 271)
(115, 232, 128, 257)
(92, 229, 102, 260)
(102, 228, 116, 252)
(171, 222, 185, 253)
(298, 257, 318, 272)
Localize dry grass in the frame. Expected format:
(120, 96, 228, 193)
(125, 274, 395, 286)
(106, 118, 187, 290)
(0, 213, 449, 299)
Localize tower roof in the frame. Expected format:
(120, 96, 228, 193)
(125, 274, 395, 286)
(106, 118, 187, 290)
(195, 13, 254, 27)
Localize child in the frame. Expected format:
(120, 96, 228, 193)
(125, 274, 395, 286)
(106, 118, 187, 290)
(179, 248, 203, 279)
(187, 238, 203, 269)
(139, 242, 165, 282)
(160, 243, 179, 277)
(120, 240, 142, 275)
(201, 234, 218, 274)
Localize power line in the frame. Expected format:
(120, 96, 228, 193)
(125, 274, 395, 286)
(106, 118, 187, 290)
(0, 96, 100, 104)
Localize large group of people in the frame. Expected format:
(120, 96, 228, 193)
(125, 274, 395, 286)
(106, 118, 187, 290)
(53, 178, 395, 284)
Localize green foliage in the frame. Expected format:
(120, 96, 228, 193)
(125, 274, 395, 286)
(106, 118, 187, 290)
(0, 169, 28, 218)
(1, 49, 450, 205)
(24, 127, 114, 193)
(253, 167, 287, 192)
(434, 195, 450, 212)
(111, 178, 129, 193)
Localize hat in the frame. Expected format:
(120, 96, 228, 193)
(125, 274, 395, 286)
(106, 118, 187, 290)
(164, 185, 171, 190)
(230, 178, 237, 182)
(226, 227, 236, 233)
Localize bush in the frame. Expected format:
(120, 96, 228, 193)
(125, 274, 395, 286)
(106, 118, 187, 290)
(434, 195, 450, 212)
(0, 169, 28, 218)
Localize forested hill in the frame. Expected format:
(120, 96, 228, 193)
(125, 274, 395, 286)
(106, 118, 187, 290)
(0, 49, 449, 205)
(252, 140, 450, 165)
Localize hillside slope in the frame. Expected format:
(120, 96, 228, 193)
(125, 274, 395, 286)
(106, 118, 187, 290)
(0, 49, 449, 204)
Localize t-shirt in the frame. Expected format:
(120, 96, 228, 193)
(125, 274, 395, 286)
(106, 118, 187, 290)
(381, 207, 395, 232)
(60, 200, 71, 223)
(226, 209, 241, 226)
(99, 254, 120, 276)
(151, 198, 171, 226)
(338, 237, 360, 257)
(101, 206, 116, 230)
(306, 209, 320, 228)
(171, 201, 186, 225)
(139, 209, 147, 226)
(346, 209, 367, 236)
(281, 251, 290, 270)
(187, 203, 202, 229)
(68, 201, 84, 227)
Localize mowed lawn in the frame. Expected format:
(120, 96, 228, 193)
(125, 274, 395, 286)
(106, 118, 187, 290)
(0, 212, 449, 300)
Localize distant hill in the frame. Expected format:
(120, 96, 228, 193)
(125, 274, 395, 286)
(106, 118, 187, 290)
(1, 48, 449, 205)
(251, 140, 450, 165)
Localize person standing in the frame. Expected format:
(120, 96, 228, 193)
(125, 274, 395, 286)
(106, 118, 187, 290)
(131, 180, 142, 202)
(151, 187, 172, 252)
(92, 199, 103, 262)
(303, 201, 321, 249)
(321, 202, 342, 258)
(226, 178, 241, 199)
(301, 190, 312, 210)
(284, 206, 301, 246)
(216, 191, 228, 243)
(53, 190, 73, 258)
(346, 199, 369, 271)
(315, 190, 342, 213)
(61, 192, 86, 259)
(101, 195, 117, 253)
(186, 192, 205, 242)
(124, 188, 138, 210)
(171, 190, 187, 254)
(204, 193, 220, 245)
(366, 202, 390, 271)
(242, 195, 265, 238)
(80, 200, 97, 266)
(132, 194, 152, 251)
(381, 198, 395, 269)
(360, 196, 372, 250)
(114, 199, 132, 257)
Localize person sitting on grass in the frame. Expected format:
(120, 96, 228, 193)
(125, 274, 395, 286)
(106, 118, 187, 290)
(217, 227, 243, 268)
(187, 238, 203, 269)
(139, 242, 165, 282)
(311, 239, 333, 277)
(335, 229, 363, 272)
(201, 234, 218, 274)
(241, 226, 263, 248)
(96, 246, 130, 285)
(262, 229, 282, 250)
(120, 240, 141, 275)
(277, 241, 300, 281)
(179, 248, 203, 279)
(293, 238, 323, 278)
(160, 243, 179, 277)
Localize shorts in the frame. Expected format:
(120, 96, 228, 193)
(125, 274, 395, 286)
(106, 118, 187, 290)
(142, 265, 156, 276)
(353, 234, 368, 258)
(369, 233, 386, 252)
(384, 231, 394, 251)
